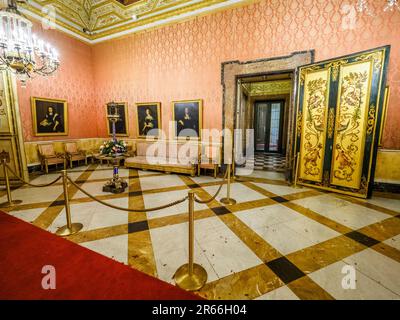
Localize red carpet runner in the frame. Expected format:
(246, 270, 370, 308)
(0, 211, 200, 300)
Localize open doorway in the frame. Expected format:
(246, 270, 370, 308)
(236, 72, 292, 174)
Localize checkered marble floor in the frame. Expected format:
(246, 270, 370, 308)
(246, 153, 287, 172)
(2, 163, 400, 300)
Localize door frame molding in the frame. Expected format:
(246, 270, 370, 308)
(221, 50, 315, 178)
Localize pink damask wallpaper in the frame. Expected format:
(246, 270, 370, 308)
(17, 0, 400, 149)
(17, 23, 96, 142)
(92, 0, 400, 149)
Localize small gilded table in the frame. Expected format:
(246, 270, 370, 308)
(96, 154, 128, 194)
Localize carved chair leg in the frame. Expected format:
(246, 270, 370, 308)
(214, 165, 217, 179)
(45, 162, 48, 174)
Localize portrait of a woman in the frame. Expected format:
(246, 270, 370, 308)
(136, 103, 161, 138)
(32, 97, 68, 136)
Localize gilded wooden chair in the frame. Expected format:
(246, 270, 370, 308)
(198, 144, 221, 178)
(38, 144, 66, 174)
(64, 142, 88, 168)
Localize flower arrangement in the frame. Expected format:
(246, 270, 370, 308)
(99, 140, 127, 156)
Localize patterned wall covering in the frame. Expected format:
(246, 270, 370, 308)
(17, 22, 96, 142)
(91, 0, 399, 149)
(16, 0, 400, 150)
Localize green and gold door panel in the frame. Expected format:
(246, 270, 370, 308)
(295, 46, 390, 198)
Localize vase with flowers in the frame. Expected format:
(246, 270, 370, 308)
(99, 140, 127, 157)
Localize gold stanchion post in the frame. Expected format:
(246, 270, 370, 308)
(174, 190, 207, 291)
(56, 170, 83, 236)
(220, 163, 237, 205)
(0, 158, 22, 208)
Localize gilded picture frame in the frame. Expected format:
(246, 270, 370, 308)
(172, 99, 203, 140)
(135, 102, 161, 139)
(31, 97, 68, 137)
(106, 102, 129, 137)
(378, 86, 390, 147)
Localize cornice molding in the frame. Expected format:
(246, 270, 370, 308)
(19, 0, 257, 44)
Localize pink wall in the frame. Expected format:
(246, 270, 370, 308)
(17, 0, 400, 149)
(17, 23, 96, 142)
(92, 0, 400, 149)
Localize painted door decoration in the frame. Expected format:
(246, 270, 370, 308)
(294, 46, 390, 198)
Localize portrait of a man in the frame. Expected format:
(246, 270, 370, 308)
(106, 103, 129, 136)
(173, 100, 202, 139)
(31, 97, 68, 136)
(136, 103, 161, 138)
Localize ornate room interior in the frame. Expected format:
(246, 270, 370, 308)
(0, 0, 399, 301)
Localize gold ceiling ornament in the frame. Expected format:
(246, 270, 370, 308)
(19, 0, 249, 43)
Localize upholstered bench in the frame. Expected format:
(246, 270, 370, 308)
(125, 141, 198, 176)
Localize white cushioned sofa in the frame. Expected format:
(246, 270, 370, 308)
(125, 141, 199, 176)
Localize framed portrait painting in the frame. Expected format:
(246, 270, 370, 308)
(106, 102, 129, 137)
(172, 99, 203, 139)
(31, 97, 68, 136)
(136, 102, 161, 138)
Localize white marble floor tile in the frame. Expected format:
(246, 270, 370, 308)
(256, 286, 299, 300)
(7, 208, 45, 223)
(189, 175, 223, 184)
(81, 234, 128, 265)
(47, 197, 128, 233)
(309, 259, 400, 300)
(72, 180, 129, 199)
(234, 204, 303, 230)
(144, 190, 208, 219)
(366, 197, 400, 213)
(252, 223, 316, 255)
(203, 183, 266, 204)
(292, 194, 391, 229)
(253, 182, 309, 196)
(150, 217, 261, 282)
(139, 174, 187, 191)
(150, 221, 218, 284)
(343, 249, 400, 296)
(236, 169, 286, 181)
(283, 216, 340, 244)
(384, 234, 400, 251)
(0, 185, 64, 205)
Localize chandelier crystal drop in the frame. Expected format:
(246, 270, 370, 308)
(384, 0, 400, 12)
(0, 0, 59, 86)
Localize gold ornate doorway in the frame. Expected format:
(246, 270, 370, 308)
(294, 46, 390, 198)
(0, 71, 28, 184)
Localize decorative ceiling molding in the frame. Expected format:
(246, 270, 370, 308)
(19, 0, 254, 44)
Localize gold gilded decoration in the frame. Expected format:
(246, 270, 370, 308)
(331, 61, 372, 189)
(328, 108, 335, 139)
(354, 51, 383, 72)
(298, 69, 330, 182)
(323, 171, 330, 187)
(379, 86, 390, 146)
(366, 104, 376, 135)
(296, 111, 302, 137)
(325, 60, 348, 81)
(300, 66, 321, 85)
(21, 0, 243, 42)
(249, 80, 291, 96)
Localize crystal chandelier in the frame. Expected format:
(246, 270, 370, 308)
(0, 0, 59, 86)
